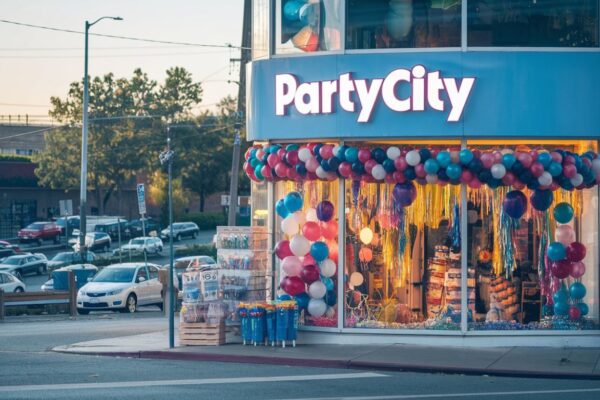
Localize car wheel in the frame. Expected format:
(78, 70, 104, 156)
(176, 234, 181, 242)
(124, 294, 137, 313)
(13, 287, 24, 293)
(77, 308, 90, 315)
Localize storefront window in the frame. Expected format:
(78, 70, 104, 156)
(276, 0, 342, 54)
(346, 0, 462, 49)
(251, 180, 269, 227)
(468, 0, 599, 47)
(252, 0, 271, 59)
(343, 142, 462, 329)
(275, 177, 339, 327)
(467, 141, 599, 330)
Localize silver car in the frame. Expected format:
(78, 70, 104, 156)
(0, 253, 47, 280)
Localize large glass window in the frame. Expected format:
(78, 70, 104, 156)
(347, 0, 462, 49)
(252, 0, 271, 59)
(276, 0, 343, 54)
(468, 0, 599, 47)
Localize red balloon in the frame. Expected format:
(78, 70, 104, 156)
(338, 162, 352, 178)
(286, 167, 299, 180)
(502, 172, 516, 186)
(570, 261, 586, 278)
(517, 152, 533, 168)
(364, 159, 377, 174)
(267, 153, 280, 168)
(286, 150, 299, 165)
(321, 220, 338, 240)
(461, 170, 474, 183)
(530, 162, 545, 178)
(393, 171, 406, 183)
(319, 144, 333, 159)
(414, 163, 427, 178)
(566, 242, 586, 262)
(302, 254, 316, 266)
(274, 162, 289, 178)
(243, 161, 254, 174)
(394, 156, 408, 171)
(281, 276, 305, 296)
(261, 165, 273, 180)
(302, 221, 321, 241)
(300, 264, 320, 284)
(563, 164, 577, 179)
(275, 240, 293, 260)
(358, 148, 371, 163)
(569, 305, 581, 320)
(551, 260, 571, 279)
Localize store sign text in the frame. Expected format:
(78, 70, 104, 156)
(275, 66, 475, 123)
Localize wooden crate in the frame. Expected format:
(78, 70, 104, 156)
(179, 322, 225, 346)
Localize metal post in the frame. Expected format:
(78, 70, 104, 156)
(142, 216, 147, 266)
(227, 124, 242, 226)
(117, 217, 122, 263)
(79, 21, 90, 258)
(167, 128, 175, 348)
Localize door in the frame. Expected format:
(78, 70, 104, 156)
(147, 265, 163, 303)
(134, 266, 150, 305)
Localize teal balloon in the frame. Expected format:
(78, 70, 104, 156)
(324, 290, 337, 306)
(250, 158, 260, 168)
(548, 162, 563, 177)
(424, 159, 440, 174)
(345, 147, 359, 163)
(286, 144, 300, 151)
(459, 149, 474, 165)
(569, 282, 586, 300)
(502, 153, 516, 169)
(446, 163, 462, 180)
(436, 151, 452, 168)
(294, 293, 309, 309)
(322, 277, 334, 291)
(310, 241, 329, 262)
(547, 242, 566, 261)
(553, 289, 568, 304)
(269, 144, 281, 154)
(553, 202, 574, 224)
(284, 191, 303, 213)
(276, 199, 289, 218)
(254, 164, 264, 180)
(554, 301, 569, 316)
(577, 302, 589, 316)
(537, 152, 552, 168)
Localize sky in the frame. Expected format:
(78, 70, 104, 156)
(0, 0, 244, 123)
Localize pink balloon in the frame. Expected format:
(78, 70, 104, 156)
(319, 144, 333, 159)
(480, 152, 494, 169)
(277, 148, 286, 158)
(551, 151, 563, 163)
(261, 165, 273, 180)
(275, 240, 293, 260)
(286, 150, 299, 165)
(461, 170, 474, 183)
(321, 220, 338, 240)
(517, 152, 533, 168)
(513, 181, 525, 190)
(550, 182, 560, 191)
(563, 164, 577, 179)
(394, 156, 408, 171)
(493, 151, 503, 163)
(555, 224, 575, 246)
(364, 159, 377, 174)
(302, 254, 316, 266)
(274, 162, 289, 178)
(502, 172, 516, 186)
(415, 164, 427, 178)
(281, 256, 302, 277)
(384, 174, 395, 183)
(358, 148, 371, 163)
(338, 162, 352, 178)
(302, 221, 321, 241)
(305, 157, 320, 173)
(564, 155, 576, 165)
(393, 171, 406, 183)
(530, 162, 545, 178)
(529, 150, 538, 161)
(570, 261, 586, 278)
(468, 178, 481, 189)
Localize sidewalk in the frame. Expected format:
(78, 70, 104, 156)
(53, 330, 600, 379)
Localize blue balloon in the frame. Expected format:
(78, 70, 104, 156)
(553, 202, 574, 224)
(269, 144, 281, 154)
(320, 159, 332, 172)
(322, 277, 334, 291)
(468, 159, 483, 174)
(569, 282, 587, 300)
(419, 148, 432, 162)
(554, 301, 569, 316)
(436, 151, 452, 168)
(283, 0, 303, 21)
(577, 302, 589, 316)
(345, 147, 359, 163)
(294, 293, 310, 309)
(503, 190, 527, 219)
(547, 242, 566, 261)
(404, 167, 416, 181)
(277, 294, 292, 301)
(310, 241, 329, 262)
(351, 161, 364, 174)
(383, 159, 396, 173)
(276, 199, 289, 218)
(502, 153, 517, 169)
(542, 304, 554, 316)
(548, 161, 563, 177)
(250, 158, 260, 168)
(446, 163, 462, 180)
(459, 149, 474, 165)
(530, 189, 553, 211)
(372, 147, 386, 163)
(324, 290, 337, 307)
(553, 289, 568, 305)
(537, 152, 552, 168)
(424, 159, 440, 174)
(284, 191, 303, 213)
(296, 164, 307, 176)
(328, 157, 341, 171)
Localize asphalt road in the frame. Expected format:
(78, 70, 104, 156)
(0, 316, 599, 400)
(18, 231, 215, 291)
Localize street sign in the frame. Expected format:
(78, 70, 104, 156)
(137, 184, 146, 215)
(59, 199, 73, 217)
(221, 195, 230, 206)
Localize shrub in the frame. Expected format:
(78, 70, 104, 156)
(0, 154, 32, 163)
(174, 243, 217, 259)
(187, 212, 226, 230)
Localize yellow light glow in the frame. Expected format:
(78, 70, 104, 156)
(359, 227, 373, 245)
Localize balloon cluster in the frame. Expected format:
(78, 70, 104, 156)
(282, 0, 320, 52)
(275, 191, 338, 318)
(545, 202, 588, 320)
(244, 143, 600, 192)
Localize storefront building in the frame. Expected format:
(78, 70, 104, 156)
(245, 1, 600, 346)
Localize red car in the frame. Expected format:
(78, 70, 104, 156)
(17, 222, 61, 245)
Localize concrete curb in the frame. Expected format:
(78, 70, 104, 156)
(52, 347, 600, 380)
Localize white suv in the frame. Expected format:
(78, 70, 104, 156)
(113, 237, 163, 256)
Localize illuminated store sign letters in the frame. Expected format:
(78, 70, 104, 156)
(275, 66, 475, 122)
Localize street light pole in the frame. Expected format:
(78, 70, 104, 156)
(79, 16, 123, 256)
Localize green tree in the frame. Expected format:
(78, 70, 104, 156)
(147, 170, 187, 219)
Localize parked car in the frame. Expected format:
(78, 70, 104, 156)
(128, 218, 160, 238)
(0, 271, 26, 293)
(47, 251, 96, 271)
(41, 264, 98, 291)
(166, 255, 217, 290)
(55, 216, 80, 235)
(94, 219, 130, 241)
(71, 232, 111, 252)
(113, 237, 163, 257)
(160, 222, 200, 241)
(17, 222, 61, 245)
(0, 253, 48, 280)
(76, 263, 163, 314)
(0, 240, 21, 260)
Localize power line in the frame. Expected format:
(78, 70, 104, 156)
(0, 19, 249, 50)
(0, 45, 219, 51)
(0, 50, 231, 59)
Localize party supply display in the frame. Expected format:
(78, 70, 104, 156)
(237, 300, 299, 347)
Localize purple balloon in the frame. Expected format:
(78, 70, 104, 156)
(503, 190, 527, 219)
(316, 201, 334, 221)
(393, 182, 417, 208)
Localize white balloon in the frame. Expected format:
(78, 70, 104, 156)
(332, 145, 340, 158)
(571, 173, 584, 187)
(425, 174, 438, 184)
(281, 216, 299, 236)
(490, 163, 506, 179)
(350, 272, 364, 286)
(305, 208, 318, 222)
(538, 171, 553, 187)
(320, 259, 336, 277)
(405, 150, 421, 166)
(289, 234, 310, 257)
(305, 157, 319, 172)
(308, 281, 326, 299)
(307, 298, 327, 317)
(316, 166, 328, 179)
(371, 164, 386, 180)
(359, 227, 373, 245)
(386, 146, 401, 160)
(298, 147, 312, 162)
(293, 211, 306, 225)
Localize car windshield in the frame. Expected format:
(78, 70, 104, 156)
(1, 257, 22, 265)
(52, 253, 73, 262)
(26, 223, 45, 230)
(93, 268, 134, 283)
(131, 239, 145, 245)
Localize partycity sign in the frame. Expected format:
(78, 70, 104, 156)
(275, 66, 475, 123)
